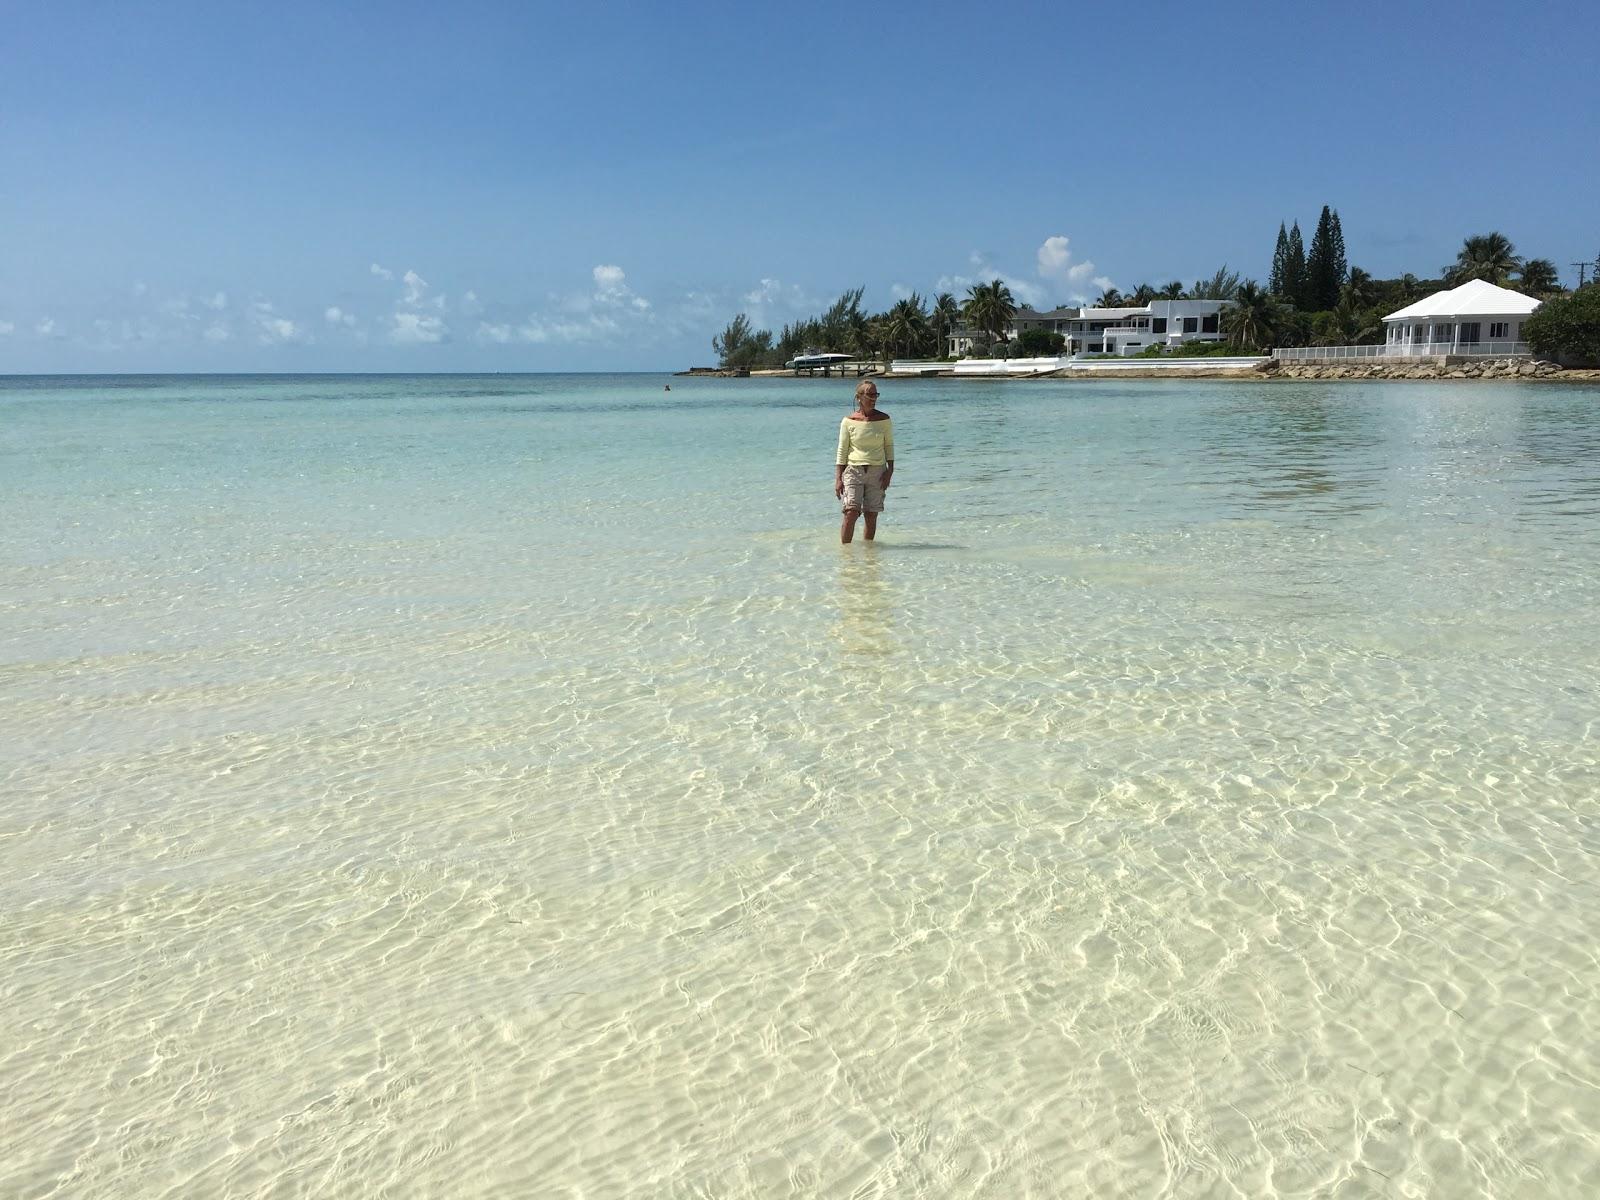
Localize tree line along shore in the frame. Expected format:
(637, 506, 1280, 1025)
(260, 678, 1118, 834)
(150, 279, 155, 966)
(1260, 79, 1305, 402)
(703, 211, 1600, 370)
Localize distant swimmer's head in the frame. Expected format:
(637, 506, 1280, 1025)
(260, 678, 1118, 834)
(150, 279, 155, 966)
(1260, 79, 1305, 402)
(854, 380, 879, 414)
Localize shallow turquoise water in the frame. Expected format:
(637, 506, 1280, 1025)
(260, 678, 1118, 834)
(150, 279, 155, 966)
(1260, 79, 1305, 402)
(3, 373, 1599, 1197)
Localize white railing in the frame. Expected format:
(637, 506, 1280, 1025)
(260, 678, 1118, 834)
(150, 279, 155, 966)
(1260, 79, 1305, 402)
(1273, 341, 1531, 361)
(1067, 355, 1268, 372)
(890, 355, 1271, 375)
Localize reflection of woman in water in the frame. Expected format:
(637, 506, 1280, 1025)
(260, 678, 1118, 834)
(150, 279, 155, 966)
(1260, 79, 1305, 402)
(834, 381, 894, 543)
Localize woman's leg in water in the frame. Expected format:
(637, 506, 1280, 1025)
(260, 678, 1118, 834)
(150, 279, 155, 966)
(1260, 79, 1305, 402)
(863, 511, 878, 540)
(841, 507, 860, 543)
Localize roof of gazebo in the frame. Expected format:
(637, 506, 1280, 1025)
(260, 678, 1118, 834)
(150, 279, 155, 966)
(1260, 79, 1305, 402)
(1385, 279, 1541, 322)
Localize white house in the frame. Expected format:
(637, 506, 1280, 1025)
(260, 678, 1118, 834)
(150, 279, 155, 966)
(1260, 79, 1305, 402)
(946, 298, 1232, 357)
(1382, 279, 1539, 355)
(1067, 299, 1230, 356)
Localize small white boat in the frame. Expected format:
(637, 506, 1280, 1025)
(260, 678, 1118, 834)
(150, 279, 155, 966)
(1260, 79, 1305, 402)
(785, 351, 853, 370)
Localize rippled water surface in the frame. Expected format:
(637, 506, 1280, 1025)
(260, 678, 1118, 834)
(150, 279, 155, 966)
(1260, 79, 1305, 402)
(4, 373, 1600, 1198)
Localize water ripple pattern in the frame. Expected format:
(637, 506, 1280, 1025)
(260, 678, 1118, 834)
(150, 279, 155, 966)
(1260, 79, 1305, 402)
(3, 373, 1599, 1198)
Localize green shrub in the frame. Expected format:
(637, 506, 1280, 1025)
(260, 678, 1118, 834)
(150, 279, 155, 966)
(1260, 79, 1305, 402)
(1524, 287, 1600, 365)
(1015, 327, 1067, 356)
(1158, 341, 1248, 357)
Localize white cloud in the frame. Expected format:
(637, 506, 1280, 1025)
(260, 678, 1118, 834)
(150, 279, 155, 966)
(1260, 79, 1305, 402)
(591, 264, 650, 311)
(248, 301, 302, 344)
(203, 291, 228, 311)
(936, 239, 1119, 310)
(1034, 235, 1109, 303)
(35, 318, 56, 336)
(402, 269, 428, 306)
(132, 282, 148, 297)
(256, 316, 300, 344)
(0, 320, 13, 336)
(470, 264, 664, 348)
(1092, 275, 1116, 291)
(890, 282, 913, 300)
(737, 278, 820, 328)
(324, 305, 357, 326)
(390, 312, 448, 344)
(937, 253, 1050, 310)
(473, 310, 626, 347)
(744, 278, 781, 305)
(371, 263, 394, 281)
(203, 324, 231, 343)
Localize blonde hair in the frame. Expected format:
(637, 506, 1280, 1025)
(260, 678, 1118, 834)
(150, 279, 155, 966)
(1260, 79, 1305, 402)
(854, 380, 879, 407)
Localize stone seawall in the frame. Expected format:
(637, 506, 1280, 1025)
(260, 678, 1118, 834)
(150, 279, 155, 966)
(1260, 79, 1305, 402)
(678, 359, 1600, 383)
(1262, 357, 1600, 383)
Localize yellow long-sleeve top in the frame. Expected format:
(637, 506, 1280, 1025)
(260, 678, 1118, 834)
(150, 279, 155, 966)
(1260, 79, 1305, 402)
(836, 416, 894, 467)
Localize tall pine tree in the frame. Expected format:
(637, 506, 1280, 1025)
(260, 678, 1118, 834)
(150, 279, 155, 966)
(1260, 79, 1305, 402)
(1270, 223, 1289, 297)
(1329, 209, 1347, 296)
(1306, 205, 1346, 311)
(1285, 222, 1307, 308)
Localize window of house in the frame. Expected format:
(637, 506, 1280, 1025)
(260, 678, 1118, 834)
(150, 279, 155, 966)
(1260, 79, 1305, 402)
(1182, 317, 1199, 334)
(1151, 317, 1167, 333)
(1490, 321, 1509, 339)
(1434, 323, 1455, 342)
(1458, 322, 1481, 344)
(1201, 314, 1219, 333)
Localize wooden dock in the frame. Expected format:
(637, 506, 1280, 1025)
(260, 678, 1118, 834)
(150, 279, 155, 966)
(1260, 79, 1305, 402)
(791, 359, 880, 378)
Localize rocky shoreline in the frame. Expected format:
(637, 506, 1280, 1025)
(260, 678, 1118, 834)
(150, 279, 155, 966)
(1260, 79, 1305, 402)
(678, 358, 1600, 383)
(1257, 357, 1600, 383)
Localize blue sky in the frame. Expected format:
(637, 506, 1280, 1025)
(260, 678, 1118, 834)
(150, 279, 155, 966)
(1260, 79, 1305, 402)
(3, 0, 1596, 372)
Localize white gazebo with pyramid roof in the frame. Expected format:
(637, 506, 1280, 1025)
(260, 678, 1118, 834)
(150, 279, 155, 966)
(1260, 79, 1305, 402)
(1383, 278, 1540, 355)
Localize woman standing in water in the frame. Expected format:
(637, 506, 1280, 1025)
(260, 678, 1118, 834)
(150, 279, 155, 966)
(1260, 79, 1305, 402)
(834, 380, 894, 543)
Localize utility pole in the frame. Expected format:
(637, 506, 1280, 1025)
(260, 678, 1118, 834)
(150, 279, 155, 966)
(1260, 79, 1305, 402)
(1573, 261, 1590, 289)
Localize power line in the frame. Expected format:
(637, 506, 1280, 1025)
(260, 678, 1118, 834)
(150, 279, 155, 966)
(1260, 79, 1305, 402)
(1574, 261, 1592, 288)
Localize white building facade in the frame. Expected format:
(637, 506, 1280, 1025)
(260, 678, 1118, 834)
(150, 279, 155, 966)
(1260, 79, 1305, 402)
(946, 299, 1232, 357)
(1066, 300, 1230, 356)
(1381, 279, 1539, 355)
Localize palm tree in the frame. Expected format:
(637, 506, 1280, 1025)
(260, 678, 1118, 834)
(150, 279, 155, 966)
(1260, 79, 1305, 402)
(1130, 282, 1158, 305)
(1190, 266, 1242, 301)
(1220, 281, 1285, 352)
(1341, 266, 1376, 309)
(1161, 281, 1184, 299)
(1314, 297, 1382, 346)
(1094, 286, 1124, 307)
(1516, 258, 1562, 295)
(930, 292, 961, 357)
(963, 279, 1016, 346)
(1446, 233, 1522, 285)
(850, 315, 883, 362)
(883, 295, 929, 359)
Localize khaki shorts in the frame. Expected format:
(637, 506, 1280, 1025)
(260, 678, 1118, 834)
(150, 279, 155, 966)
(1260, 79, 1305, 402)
(840, 465, 886, 513)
